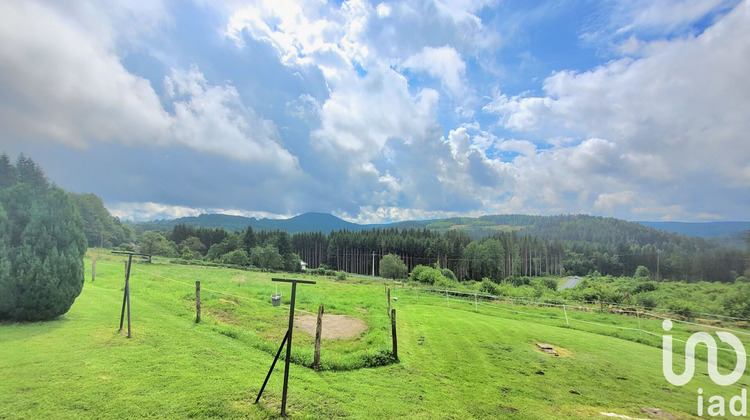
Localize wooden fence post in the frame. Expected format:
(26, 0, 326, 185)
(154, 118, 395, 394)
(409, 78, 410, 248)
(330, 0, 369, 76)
(195, 281, 201, 323)
(313, 305, 324, 371)
(387, 287, 391, 317)
(91, 258, 96, 282)
(391, 309, 398, 361)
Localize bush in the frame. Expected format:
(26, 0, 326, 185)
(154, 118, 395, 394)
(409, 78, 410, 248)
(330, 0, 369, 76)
(668, 300, 694, 320)
(479, 278, 497, 295)
(379, 254, 407, 280)
(505, 276, 530, 287)
(633, 281, 658, 294)
(0, 183, 87, 321)
(335, 271, 347, 281)
(536, 278, 558, 290)
(441, 268, 457, 282)
(634, 265, 650, 279)
(221, 249, 249, 266)
(409, 265, 430, 283)
(635, 294, 657, 309)
(433, 276, 457, 290)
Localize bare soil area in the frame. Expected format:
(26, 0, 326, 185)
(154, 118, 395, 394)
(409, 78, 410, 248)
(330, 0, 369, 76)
(295, 314, 367, 339)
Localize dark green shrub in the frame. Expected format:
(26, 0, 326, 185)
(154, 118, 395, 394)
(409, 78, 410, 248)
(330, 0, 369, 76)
(441, 268, 457, 282)
(0, 182, 87, 321)
(479, 278, 497, 295)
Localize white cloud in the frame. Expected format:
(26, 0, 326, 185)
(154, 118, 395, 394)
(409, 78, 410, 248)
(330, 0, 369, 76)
(166, 66, 300, 170)
(401, 45, 468, 98)
(107, 201, 284, 222)
(497, 139, 536, 157)
(594, 191, 636, 214)
(0, 1, 172, 147)
(447, 127, 470, 157)
(223, 0, 357, 86)
(614, 0, 728, 34)
(313, 66, 439, 155)
(3, 0, 747, 223)
(376, 3, 392, 18)
(482, 2, 750, 219)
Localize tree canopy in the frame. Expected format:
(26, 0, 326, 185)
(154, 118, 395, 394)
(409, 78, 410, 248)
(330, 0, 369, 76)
(0, 154, 87, 321)
(379, 254, 407, 280)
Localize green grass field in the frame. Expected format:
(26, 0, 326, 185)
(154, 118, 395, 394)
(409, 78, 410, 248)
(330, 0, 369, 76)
(1, 250, 746, 419)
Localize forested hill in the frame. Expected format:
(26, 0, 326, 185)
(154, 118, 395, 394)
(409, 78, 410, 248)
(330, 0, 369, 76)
(137, 212, 368, 233)
(133, 211, 747, 282)
(135, 212, 749, 251)
(636, 221, 750, 249)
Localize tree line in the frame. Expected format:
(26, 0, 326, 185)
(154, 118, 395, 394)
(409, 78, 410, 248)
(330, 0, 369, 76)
(134, 220, 746, 284)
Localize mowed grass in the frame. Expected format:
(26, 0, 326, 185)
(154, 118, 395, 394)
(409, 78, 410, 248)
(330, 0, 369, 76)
(0, 251, 742, 419)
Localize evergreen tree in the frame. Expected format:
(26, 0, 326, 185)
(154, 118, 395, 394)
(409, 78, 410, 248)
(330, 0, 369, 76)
(0, 153, 17, 189)
(0, 181, 87, 321)
(243, 225, 256, 253)
(15, 153, 49, 192)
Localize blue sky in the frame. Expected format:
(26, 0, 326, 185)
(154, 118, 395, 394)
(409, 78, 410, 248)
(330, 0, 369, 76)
(1, 0, 748, 223)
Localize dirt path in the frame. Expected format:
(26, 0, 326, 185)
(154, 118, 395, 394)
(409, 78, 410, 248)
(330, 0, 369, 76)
(295, 314, 367, 339)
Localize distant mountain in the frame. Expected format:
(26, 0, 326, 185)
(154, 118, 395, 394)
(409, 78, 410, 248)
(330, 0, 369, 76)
(133, 212, 749, 249)
(281, 212, 364, 233)
(135, 212, 393, 234)
(636, 221, 750, 249)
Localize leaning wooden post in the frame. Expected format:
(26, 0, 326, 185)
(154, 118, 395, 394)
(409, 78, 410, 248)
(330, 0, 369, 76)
(391, 309, 398, 361)
(387, 287, 391, 317)
(195, 281, 201, 323)
(313, 305, 324, 371)
(636, 309, 642, 339)
(563, 304, 569, 326)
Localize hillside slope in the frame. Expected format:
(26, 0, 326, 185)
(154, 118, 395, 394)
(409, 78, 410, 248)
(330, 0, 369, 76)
(0, 255, 733, 419)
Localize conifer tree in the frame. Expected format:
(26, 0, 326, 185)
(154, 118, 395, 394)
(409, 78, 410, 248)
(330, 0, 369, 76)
(0, 156, 86, 321)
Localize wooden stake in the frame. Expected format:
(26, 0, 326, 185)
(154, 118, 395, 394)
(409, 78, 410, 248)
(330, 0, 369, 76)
(387, 287, 391, 317)
(91, 258, 96, 282)
(313, 305, 324, 371)
(391, 309, 398, 361)
(563, 304, 569, 326)
(636, 309, 642, 339)
(195, 281, 201, 323)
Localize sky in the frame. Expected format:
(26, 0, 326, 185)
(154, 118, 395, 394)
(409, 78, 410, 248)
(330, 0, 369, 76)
(1, 0, 749, 223)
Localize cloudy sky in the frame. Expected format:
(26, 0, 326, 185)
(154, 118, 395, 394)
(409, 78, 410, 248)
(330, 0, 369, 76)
(1, 0, 748, 223)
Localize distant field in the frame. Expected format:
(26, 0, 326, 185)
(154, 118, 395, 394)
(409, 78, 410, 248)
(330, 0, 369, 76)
(0, 250, 744, 419)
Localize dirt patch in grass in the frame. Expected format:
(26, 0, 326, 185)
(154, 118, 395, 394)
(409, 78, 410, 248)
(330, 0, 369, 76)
(295, 314, 367, 339)
(533, 342, 573, 357)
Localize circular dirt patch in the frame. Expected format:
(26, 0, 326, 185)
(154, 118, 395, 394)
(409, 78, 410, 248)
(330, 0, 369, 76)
(295, 314, 367, 339)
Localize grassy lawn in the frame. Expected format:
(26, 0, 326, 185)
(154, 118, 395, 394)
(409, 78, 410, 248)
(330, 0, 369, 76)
(0, 251, 743, 419)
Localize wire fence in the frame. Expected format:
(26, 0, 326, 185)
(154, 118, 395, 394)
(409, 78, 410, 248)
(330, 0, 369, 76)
(91, 259, 749, 359)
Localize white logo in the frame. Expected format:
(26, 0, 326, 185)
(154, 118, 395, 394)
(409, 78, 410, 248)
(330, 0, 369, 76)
(662, 319, 746, 387)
